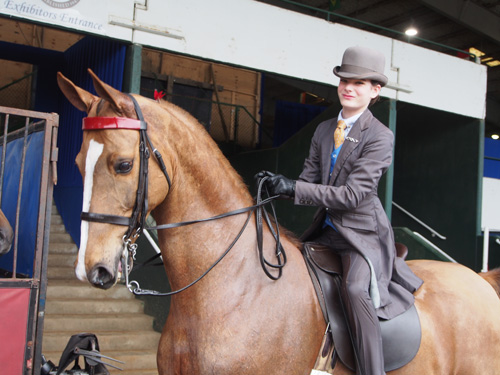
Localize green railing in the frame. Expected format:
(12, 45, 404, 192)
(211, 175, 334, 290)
(0, 73, 34, 114)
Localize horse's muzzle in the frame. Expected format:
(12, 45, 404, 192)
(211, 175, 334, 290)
(89, 263, 117, 289)
(0, 227, 13, 255)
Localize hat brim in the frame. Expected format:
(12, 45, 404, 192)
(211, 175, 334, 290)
(333, 66, 388, 86)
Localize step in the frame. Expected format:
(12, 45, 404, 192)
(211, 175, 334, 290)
(47, 266, 78, 280)
(42, 349, 158, 373)
(44, 313, 154, 332)
(50, 224, 67, 233)
(49, 232, 74, 243)
(48, 253, 77, 267)
(51, 215, 63, 225)
(46, 280, 133, 300)
(45, 298, 145, 315)
(42, 331, 161, 352)
(49, 242, 78, 254)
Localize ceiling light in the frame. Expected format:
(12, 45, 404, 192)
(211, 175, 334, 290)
(469, 47, 485, 57)
(486, 60, 500, 67)
(492, 134, 499, 140)
(405, 27, 418, 36)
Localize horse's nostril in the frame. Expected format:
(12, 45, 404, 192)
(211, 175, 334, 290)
(89, 265, 115, 289)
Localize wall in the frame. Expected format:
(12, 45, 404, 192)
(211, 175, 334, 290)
(141, 49, 261, 146)
(391, 103, 483, 269)
(1, 0, 487, 120)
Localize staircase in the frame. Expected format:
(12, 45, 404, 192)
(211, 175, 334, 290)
(42, 205, 161, 374)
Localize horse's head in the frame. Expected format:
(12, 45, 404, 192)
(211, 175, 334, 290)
(0, 209, 13, 255)
(57, 69, 170, 289)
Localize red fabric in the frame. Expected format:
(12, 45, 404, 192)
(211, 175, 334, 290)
(82, 117, 142, 130)
(0, 288, 31, 375)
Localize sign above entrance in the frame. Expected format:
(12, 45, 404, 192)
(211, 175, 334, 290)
(41, 0, 80, 8)
(0, 0, 134, 40)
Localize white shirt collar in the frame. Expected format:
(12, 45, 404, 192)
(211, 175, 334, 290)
(338, 110, 363, 128)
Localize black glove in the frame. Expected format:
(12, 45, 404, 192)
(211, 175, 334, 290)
(255, 171, 296, 199)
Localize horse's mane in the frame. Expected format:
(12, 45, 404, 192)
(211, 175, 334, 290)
(155, 99, 250, 191)
(157, 100, 206, 132)
(155, 98, 304, 250)
(479, 268, 500, 298)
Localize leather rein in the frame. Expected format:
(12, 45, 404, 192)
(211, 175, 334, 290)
(80, 94, 287, 296)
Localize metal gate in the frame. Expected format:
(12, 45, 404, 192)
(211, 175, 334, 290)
(0, 106, 58, 375)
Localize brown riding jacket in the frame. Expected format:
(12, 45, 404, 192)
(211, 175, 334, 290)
(295, 109, 423, 320)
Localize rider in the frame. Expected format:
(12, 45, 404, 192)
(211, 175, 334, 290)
(259, 46, 423, 375)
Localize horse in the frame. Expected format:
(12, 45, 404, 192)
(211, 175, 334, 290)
(0, 208, 13, 255)
(57, 69, 500, 375)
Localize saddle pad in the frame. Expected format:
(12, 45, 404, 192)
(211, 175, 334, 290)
(303, 242, 421, 372)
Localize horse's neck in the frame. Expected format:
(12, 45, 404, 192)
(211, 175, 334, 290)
(151, 105, 257, 292)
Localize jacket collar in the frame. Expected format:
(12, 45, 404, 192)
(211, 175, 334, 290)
(328, 110, 373, 184)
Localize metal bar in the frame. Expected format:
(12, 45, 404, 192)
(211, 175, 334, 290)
(143, 229, 162, 257)
(0, 106, 57, 120)
(392, 201, 447, 240)
(485, 156, 500, 162)
(412, 232, 457, 263)
(0, 72, 34, 92)
(33, 113, 59, 375)
(483, 227, 490, 272)
(12, 117, 30, 277)
(476, 119, 485, 237)
(0, 114, 8, 204)
(384, 99, 396, 220)
(210, 64, 230, 142)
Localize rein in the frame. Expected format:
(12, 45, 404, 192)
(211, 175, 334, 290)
(80, 95, 287, 297)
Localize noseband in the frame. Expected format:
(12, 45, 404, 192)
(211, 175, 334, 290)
(80, 94, 171, 242)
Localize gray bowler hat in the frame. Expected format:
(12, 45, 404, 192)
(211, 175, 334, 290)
(333, 46, 388, 86)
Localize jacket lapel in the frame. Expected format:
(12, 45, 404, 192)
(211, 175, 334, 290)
(329, 111, 372, 185)
(322, 118, 337, 184)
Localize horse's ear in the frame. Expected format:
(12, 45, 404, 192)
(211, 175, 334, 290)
(87, 69, 135, 117)
(57, 72, 97, 113)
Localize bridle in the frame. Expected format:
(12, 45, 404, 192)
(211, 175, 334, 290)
(81, 94, 171, 242)
(80, 94, 287, 296)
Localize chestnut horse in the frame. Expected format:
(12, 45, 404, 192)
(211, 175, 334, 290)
(57, 70, 500, 375)
(0, 209, 13, 255)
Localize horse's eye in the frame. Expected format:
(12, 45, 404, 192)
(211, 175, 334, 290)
(115, 160, 133, 174)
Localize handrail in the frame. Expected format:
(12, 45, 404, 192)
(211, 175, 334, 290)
(392, 201, 447, 240)
(411, 232, 457, 263)
(0, 72, 34, 92)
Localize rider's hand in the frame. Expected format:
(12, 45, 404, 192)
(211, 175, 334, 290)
(255, 171, 296, 199)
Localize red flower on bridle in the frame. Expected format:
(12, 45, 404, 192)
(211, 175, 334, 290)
(154, 89, 166, 102)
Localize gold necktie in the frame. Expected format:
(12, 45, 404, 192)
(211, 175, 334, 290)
(334, 120, 347, 149)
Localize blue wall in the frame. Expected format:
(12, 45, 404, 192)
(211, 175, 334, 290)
(53, 36, 126, 246)
(484, 138, 500, 179)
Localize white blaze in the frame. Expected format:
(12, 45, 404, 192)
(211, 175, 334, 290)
(76, 139, 104, 281)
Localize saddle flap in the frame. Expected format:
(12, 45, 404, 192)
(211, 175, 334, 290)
(303, 242, 422, 373)
(305, 242, 342, 275)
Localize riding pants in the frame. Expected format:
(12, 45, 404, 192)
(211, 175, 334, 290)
(315, 226, 386, 375)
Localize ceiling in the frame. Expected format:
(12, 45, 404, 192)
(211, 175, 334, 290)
(257, 0, 500, 136)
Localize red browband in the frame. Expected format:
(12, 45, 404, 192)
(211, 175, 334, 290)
(82, 117, 144, 130)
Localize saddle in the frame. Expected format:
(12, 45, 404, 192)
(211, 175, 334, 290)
(303, 242, 421, 373)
